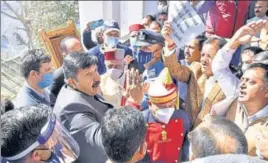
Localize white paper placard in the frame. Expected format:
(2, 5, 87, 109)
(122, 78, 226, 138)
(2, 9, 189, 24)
(168, 1, 206, 48)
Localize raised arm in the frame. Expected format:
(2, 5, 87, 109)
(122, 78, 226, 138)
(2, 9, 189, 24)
(212, 20, 267, 98)
(161, 22, 192, 83)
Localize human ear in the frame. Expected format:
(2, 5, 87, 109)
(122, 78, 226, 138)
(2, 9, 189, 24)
(31, 150, 42, 161)
(67, 78, 77, 89)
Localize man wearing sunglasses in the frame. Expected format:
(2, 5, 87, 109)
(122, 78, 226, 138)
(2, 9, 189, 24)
(1, 104, 80, 163)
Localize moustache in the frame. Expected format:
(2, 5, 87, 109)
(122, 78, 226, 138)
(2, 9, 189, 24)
(92, 81, 100, 88)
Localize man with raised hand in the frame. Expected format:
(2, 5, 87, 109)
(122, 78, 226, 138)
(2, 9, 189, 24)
(161, 22, 227, 128)
(211, 20, 268, 157)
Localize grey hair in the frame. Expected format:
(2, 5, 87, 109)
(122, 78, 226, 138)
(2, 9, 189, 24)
(246, 62, 268, 85)
(188, 116, 248, 159)
(60, 36, 79, 54)
(203, 35, 227, 50)
(253, 51, 268, 64)
(188, 127, 220, 158)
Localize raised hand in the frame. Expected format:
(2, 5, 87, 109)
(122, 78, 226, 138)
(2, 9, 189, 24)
(161, 21, 175, 45)
(125, 68, 143, 104)
(260, 21, 268, 50)
(232, 20, 267, 45)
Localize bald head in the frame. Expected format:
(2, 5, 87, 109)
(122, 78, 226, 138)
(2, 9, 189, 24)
(60, 36, 83, 56)
(188, 116, 248, 161)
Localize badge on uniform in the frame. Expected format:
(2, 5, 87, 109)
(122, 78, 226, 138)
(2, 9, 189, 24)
(161, 130, 167, 141)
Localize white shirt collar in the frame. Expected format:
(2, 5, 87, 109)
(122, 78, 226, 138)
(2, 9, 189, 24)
(247, 105, 268, 124)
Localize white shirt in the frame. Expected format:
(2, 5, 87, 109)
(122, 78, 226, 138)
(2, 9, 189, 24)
(212, 47, 268, 120)
(212, 48, 239, 98)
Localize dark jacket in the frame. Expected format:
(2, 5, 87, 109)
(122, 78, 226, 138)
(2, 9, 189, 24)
(50, 67, 65, 98)
(82, 29, 97, 50)
(53, 85, 113, 163)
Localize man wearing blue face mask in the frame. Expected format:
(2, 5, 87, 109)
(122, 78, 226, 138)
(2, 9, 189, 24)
(129, 24, 154, 74)
(87, 20, 133, 75)
(15, 49, 55, 108)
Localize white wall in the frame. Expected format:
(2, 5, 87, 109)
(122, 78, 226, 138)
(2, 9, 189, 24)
(78, 1, 158, 37)
(143, 1, 158, 17)
(120, 1, 144, 36)
(78, 1, 104, 32)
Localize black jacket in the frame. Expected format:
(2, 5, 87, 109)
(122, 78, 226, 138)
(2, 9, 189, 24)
(53, 85, 113, 163)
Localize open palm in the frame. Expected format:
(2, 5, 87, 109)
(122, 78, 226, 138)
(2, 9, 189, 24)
(232, 20, 267, 45)
(124, 68, 143, 104)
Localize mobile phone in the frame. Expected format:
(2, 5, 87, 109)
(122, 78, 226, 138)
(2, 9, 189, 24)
(89, 19, 104, 30)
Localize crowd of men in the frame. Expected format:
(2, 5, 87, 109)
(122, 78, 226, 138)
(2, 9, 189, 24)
(1, 0, 268, 163)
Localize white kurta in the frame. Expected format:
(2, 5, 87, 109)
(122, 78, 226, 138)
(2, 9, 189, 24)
(100, 73, 125, 108)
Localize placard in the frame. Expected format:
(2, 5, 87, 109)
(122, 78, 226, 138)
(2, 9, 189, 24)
(168, 1, 205, 48)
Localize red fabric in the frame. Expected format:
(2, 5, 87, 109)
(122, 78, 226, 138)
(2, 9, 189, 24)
(206, 1, 250, 38)
(129, 24, 145, 33)
(104, 50, 116, 60)
(146, 119, 184, 163)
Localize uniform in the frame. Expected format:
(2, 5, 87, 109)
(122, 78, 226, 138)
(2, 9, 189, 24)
(143, 109, 190, 162)
(143, 68, 191, 163)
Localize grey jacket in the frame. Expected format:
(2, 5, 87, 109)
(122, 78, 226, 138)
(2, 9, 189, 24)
(15, 83, 55, 108)
(53, 85, 113, 163)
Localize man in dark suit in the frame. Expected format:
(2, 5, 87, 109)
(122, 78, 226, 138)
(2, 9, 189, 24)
(53, 52, 143, 163)
(50, 36, 83, 98)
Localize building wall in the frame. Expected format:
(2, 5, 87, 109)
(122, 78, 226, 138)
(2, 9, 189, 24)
(78, 1, 158, 36)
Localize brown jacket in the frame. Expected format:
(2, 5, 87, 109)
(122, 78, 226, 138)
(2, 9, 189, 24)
(226, 98, 268, 156)
(163, 52, 225, 128)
